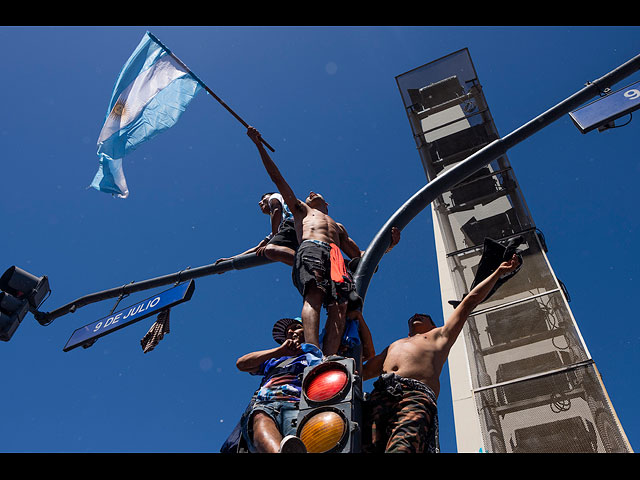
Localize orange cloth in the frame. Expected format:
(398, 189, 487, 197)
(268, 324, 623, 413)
(330, 243, 348, 283)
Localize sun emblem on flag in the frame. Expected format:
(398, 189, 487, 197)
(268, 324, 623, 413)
(110, 99, 126, 119)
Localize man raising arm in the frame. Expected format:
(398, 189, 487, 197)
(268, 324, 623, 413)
(362, 254, 521, 453)
(247, 126, 399, 356)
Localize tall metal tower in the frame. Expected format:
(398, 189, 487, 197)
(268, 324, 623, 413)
(395, 49, 632, 453)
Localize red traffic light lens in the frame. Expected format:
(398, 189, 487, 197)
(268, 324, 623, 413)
(304, 363, 349, 403)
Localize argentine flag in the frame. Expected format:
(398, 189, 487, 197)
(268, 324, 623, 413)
(90, 32, 202, 198)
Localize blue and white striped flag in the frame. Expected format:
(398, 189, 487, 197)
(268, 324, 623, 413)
(90, 32, 202, 198)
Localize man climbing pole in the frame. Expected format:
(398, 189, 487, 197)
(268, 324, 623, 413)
(246, 126, 399, 356)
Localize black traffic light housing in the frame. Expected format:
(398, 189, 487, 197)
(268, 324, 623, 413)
(296, 357, 363, 453)
(0, 266, 50, 341)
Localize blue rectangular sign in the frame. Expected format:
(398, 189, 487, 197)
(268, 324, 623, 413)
(63, 280, 195, 352)
(570, 80, 640, 133)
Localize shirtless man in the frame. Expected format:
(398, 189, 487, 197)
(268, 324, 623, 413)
(247, 126, 399, 356)
(362, 254, 521, 453)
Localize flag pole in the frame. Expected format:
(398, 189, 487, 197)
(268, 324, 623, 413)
(147, 32, 275, 152)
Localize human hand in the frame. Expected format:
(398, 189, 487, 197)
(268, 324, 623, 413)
(280, 337, 302, 356)
(390, 226, 400, 247)
(385, 226, 401, 253)
(214, 257, 231, 274)
(497, 254, 521, 276)
(247, 126, 262, 146)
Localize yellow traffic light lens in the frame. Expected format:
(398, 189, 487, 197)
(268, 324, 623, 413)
(298, 409, 347, 453)
(304, 363, 349, 402)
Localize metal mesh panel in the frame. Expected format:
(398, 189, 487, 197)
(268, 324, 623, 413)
(446, 230, 558, 312)
(433, 167, 535, 255)
(397, 49, 478, 110)
(473, 364, 631, 453)
(397, 47, 631, 453)
(397, 57, 536, 257)
(463, 291, 589, 390)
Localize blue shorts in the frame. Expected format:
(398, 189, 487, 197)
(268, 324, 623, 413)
(240, 399, 299, 453)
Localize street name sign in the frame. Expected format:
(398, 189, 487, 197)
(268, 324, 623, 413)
(63, 280, 195, 352)
(570, 80, 640, 133)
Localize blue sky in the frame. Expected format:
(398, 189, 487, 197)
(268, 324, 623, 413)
(1, 26, 639, 453)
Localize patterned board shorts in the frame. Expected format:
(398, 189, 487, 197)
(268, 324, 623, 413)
(362, 373, 440, 453)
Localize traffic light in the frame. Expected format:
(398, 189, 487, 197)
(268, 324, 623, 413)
(0, 266, 50, 341)
(296, 357, 363, 453)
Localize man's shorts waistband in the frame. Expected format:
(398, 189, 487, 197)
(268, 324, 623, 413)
(300, 239, 332, 249)
(375, 373, 438, 404)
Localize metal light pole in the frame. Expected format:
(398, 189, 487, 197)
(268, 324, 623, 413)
(33, 53, 640, 330)
(353, 52, 640, 303)
(33, 254, 273, 326)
